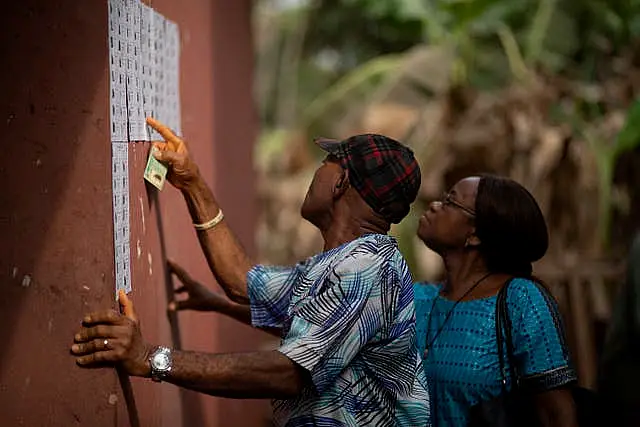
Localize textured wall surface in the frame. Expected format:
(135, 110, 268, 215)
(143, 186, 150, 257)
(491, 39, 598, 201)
(0, 1, 265, 426)
(0, 1, 116, 425)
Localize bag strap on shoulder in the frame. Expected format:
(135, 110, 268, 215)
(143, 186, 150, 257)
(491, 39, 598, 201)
(495, 278, 519, 391)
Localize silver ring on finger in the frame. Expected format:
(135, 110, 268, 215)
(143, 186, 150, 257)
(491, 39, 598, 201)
(103, 339, 109, 349)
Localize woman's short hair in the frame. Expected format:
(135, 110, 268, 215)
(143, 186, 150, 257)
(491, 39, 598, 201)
(474, 174, 549, 277)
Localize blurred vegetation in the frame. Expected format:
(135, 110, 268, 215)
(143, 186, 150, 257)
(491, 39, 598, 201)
(253, 0, 640, 279)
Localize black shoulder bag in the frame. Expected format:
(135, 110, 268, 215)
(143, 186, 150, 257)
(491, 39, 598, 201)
(468, 279, 602, 427)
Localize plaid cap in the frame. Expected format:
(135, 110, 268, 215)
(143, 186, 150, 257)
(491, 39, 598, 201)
(315, 134, 421, 224)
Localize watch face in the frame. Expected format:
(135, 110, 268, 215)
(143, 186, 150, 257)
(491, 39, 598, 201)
(153, 353, 170, 370)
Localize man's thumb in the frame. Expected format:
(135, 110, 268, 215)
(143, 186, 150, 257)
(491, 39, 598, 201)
(153, 148, 180, 165)
(118, 290, 137, 321)
(168, 300, 189, 312)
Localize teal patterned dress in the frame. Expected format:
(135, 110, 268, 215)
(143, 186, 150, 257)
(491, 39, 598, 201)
(414, 278, 577, 427)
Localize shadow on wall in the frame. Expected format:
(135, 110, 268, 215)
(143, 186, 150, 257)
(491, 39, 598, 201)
(0, 1, 114, 425)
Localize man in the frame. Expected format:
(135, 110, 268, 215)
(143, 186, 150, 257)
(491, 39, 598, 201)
(71, 117, 430, 426)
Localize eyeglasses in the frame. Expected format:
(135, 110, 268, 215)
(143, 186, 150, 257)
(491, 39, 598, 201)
(438, 193, 476, 217)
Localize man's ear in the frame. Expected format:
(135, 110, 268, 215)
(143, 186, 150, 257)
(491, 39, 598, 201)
(333, 169, 350, 198)
(465, 229, 481, 248)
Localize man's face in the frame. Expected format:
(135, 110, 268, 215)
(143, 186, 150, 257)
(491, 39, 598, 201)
(300, 155, 344, 226)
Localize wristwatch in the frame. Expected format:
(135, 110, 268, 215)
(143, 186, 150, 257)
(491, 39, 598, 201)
(149, 346, 173, 382)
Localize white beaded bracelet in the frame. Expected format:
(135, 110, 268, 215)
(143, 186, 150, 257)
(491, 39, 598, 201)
(193, 209, 224, 231)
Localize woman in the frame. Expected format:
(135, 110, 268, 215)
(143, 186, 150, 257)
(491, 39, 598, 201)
(415, 174, 577, 426)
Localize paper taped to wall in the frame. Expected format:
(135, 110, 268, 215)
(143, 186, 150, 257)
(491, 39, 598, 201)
(111, 142, 132, 296)
(108, 0, 181, 298)
(109, 0, 181, 142)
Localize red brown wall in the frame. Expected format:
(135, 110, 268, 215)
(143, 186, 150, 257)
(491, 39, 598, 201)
(0, 1, 116, 425)
(0, 0, 265, 426)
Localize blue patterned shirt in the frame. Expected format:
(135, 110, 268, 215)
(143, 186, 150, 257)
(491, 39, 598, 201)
(248, 234, 431, 427)
(414, 279, 576, 427)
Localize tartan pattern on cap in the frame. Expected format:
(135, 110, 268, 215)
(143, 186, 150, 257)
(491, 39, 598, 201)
(334, 134, 421, 223)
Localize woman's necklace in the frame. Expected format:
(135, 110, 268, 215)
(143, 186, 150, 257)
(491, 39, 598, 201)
(423, 272, 493, 357)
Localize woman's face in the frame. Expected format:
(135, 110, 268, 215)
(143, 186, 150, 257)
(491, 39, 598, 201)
(417, 177, 479, 253)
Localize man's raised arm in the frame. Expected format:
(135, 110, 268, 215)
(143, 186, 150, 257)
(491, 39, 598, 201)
(148, 117, 251, 304)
